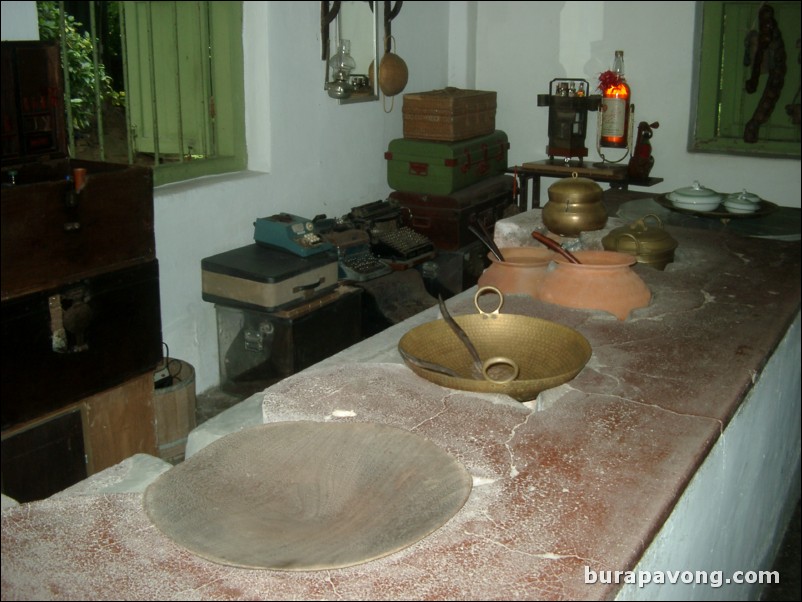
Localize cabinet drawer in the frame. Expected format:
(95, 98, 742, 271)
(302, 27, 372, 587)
(1, 260, 163, 430)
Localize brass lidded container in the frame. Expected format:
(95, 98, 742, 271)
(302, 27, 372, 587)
(602, 214, 678, 270)
(543, 173, 608, 237)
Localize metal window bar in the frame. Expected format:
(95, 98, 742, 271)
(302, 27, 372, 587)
(53, 1, 217, 168)
(120, 2, 134, 164)
(145, 2, 160, 166)
(57, 1, 74, 157)
(88, 1, 104, 159)
(172, 1, 184, 163)
(57, 1, 106, 161)
(203, 2, 214, 158)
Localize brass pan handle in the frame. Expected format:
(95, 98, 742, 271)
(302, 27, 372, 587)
(474, 286, 504, 316)
(482, 356, 520, 383)
(616, 232, 641, 253)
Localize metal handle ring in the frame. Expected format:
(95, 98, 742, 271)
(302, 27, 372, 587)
(474, 286, 504, 316)
(617, 232, 641, 253)
(482, 356, 520, 383)
(641, 213, 663, 228)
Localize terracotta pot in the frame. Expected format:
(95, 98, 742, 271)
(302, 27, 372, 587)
(477, 247, 554, 300)
(538, 250, 651, 320)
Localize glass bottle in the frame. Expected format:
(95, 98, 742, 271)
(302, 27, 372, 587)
(600, 50, 631, 148)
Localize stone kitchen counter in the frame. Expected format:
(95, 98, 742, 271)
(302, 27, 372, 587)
(1, 206, 800, 600)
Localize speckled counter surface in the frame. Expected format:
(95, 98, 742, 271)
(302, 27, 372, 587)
(2, 213, 800, 601)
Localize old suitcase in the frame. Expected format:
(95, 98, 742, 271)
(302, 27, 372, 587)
(202, 243, 340, 312)
(1, 259, 163, 430)
(391, 175, 517, 251)
(215, 286, 362, 396)
(1, 41, 155, 302)
(418, 240, 490, 299)
(386, 130, 509, 196)
(402, 88, 497, 142)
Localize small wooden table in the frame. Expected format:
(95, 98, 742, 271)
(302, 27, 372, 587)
(509, 159, 663, 210)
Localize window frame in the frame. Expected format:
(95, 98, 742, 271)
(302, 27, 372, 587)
(121, 1, 246, 186)
(689, 1, 801, 160)
(42, 0, 247, 186)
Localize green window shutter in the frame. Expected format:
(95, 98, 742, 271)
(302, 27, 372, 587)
(123, 1, 246, 185)
(691, 1, 800, 159)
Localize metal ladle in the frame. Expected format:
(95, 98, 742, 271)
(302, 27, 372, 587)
(438, 291, 519, 383)
(531, 231, 582, 264)
(468, 223, 505, 262)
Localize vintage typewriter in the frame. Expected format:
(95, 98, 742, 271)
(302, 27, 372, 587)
(253, 212, 335, 257)
(348, 200, 435, 267)
(314, 218, 391, 282)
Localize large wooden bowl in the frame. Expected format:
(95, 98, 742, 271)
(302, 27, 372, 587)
(144, 422, 472, 570)
(398, 288, 592, 402)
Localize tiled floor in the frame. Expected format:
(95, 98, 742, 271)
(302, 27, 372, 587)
(195, 386, 249, 426)
(196, 387, 799, 601)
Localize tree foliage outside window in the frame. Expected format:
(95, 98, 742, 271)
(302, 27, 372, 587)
(35, 1, 246, 186)
(36, 1, 123, 132)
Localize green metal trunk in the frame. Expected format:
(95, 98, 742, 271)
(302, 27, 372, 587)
(385, 130, 509, 196)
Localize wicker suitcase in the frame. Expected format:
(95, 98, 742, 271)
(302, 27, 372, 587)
(402, 88, 497, 141)
(386, 130, 509, 196)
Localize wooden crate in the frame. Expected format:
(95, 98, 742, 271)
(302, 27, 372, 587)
(402, 88, 497, 142)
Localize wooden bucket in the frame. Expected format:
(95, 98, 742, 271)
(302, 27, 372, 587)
(153, 358, 196, 464)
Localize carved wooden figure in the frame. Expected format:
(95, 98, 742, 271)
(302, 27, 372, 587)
(627, 120, 659, 181)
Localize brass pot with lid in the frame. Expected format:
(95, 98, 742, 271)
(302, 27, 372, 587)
(543, 173, 608, 237)
(602, 214, 678, 270)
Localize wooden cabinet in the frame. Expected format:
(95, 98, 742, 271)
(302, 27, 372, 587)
(1, 41, 162, 502)
(1, 372, 158, 503)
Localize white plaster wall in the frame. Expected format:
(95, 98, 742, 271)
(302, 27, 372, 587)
(0, 1, 38, 41)
(3, 1, 801, 393)
(615, 314, 802, 601)
(130, 1, 450, 391)
(471, 1, 801, 206)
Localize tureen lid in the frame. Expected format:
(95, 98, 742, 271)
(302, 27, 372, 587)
(726, 189, 760, 204)
(672, 180, 720, 199)
(547, 172, 603, 204)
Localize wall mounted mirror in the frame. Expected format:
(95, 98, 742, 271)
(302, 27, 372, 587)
(322, 1, 381, 104)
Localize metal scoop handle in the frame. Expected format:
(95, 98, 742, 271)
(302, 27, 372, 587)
(439, 294, 484, 380)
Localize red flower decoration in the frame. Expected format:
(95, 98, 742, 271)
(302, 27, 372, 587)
(598, 70, 621, 92)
